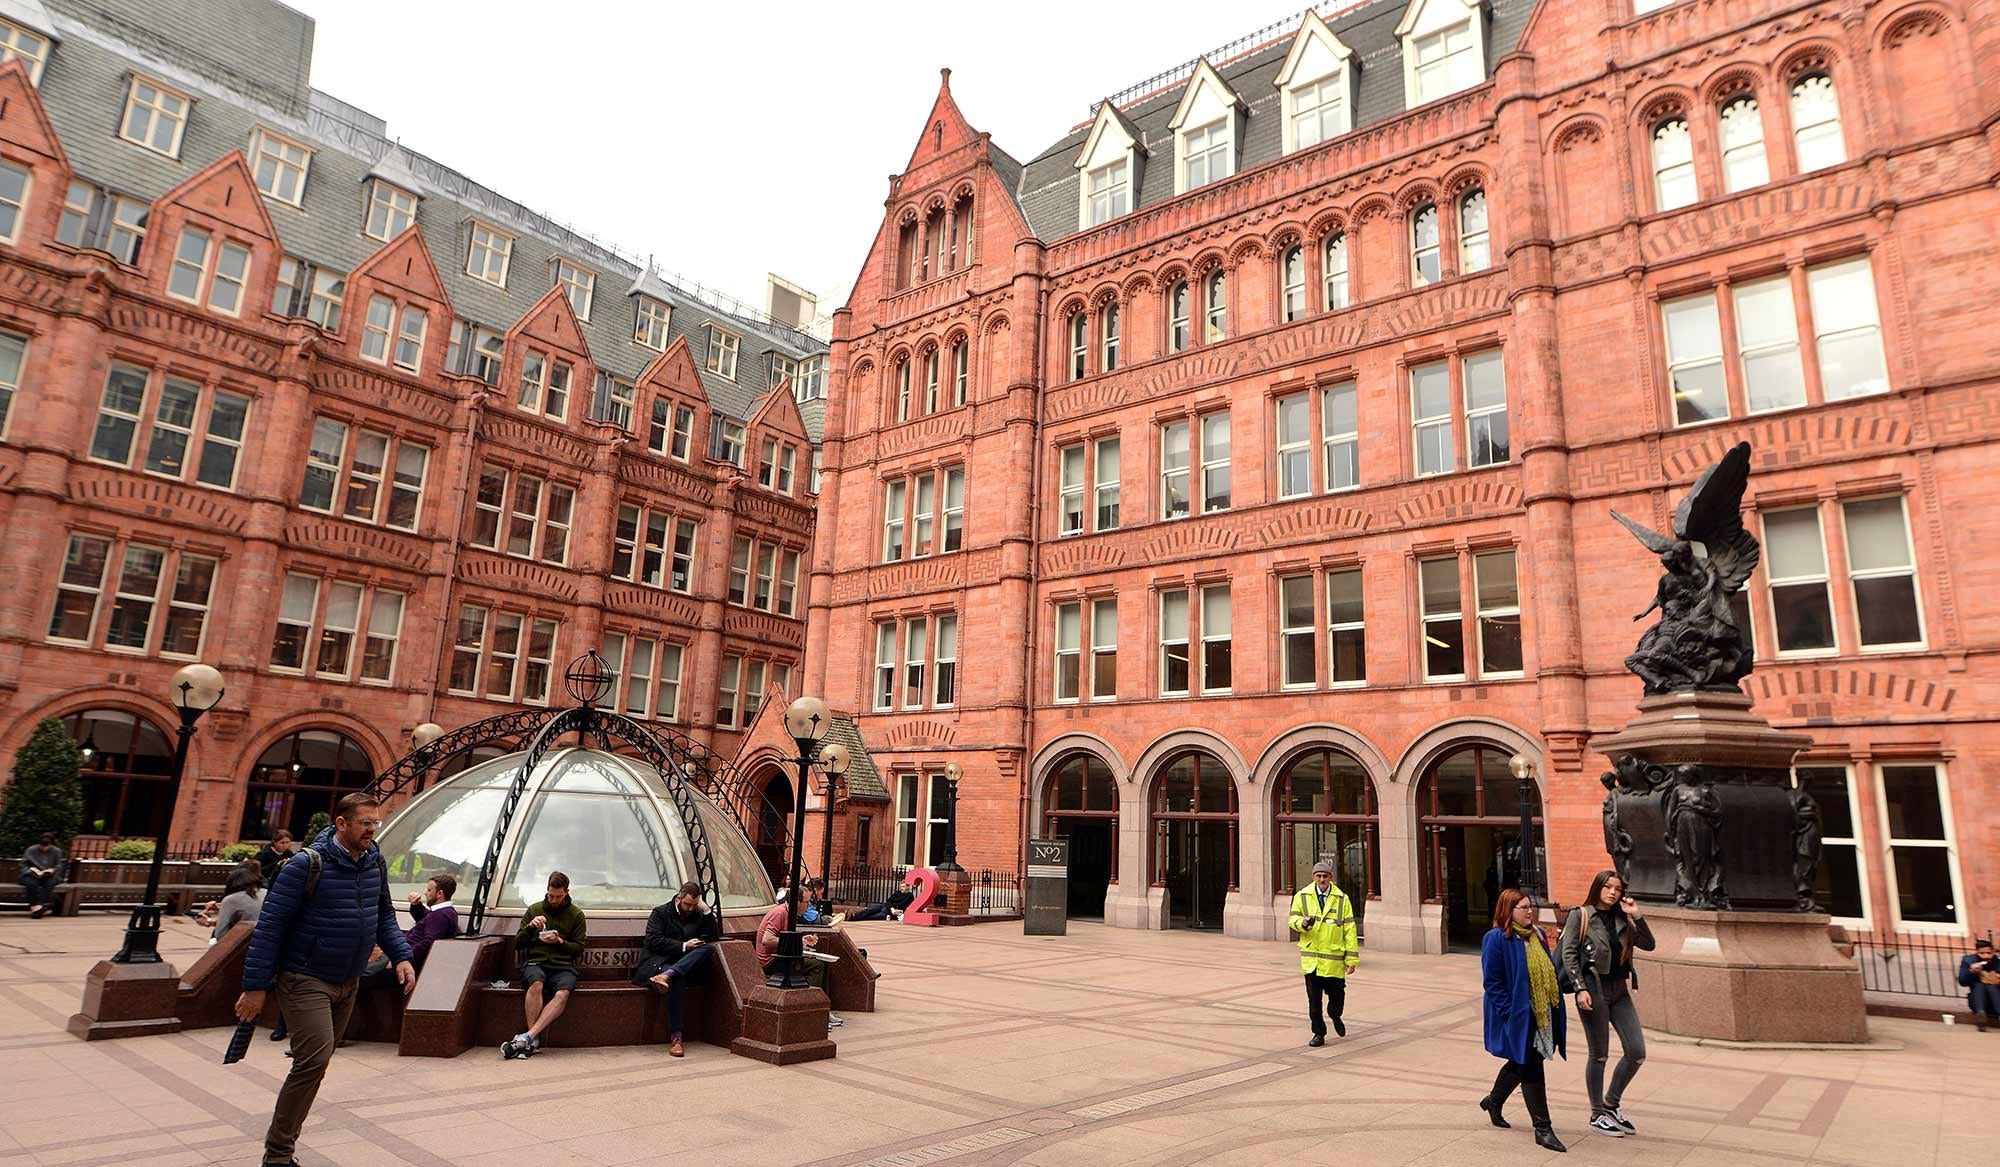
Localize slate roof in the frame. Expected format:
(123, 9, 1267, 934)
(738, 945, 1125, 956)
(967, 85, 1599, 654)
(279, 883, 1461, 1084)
(825, 715, 888, 802)
(1010, 0, 1534, 242)
(33, 0, 826, 432)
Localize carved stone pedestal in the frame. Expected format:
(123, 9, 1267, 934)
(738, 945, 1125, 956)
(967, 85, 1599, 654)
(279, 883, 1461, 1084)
(1632, 906, 1868, 1043)
(1595, 691, 1814, 910)
(68, 960, 184, 1041)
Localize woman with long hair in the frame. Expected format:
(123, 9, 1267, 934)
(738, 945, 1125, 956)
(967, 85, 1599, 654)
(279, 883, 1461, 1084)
(1478, 887, 1567, 1152)
(1558, 869, 1655, 1138)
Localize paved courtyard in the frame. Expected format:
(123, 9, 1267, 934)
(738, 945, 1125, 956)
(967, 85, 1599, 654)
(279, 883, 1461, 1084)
(0, 914, 1987, 1166)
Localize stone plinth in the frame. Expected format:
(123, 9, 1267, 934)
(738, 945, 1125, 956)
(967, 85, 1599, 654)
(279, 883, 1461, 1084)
(1632, 906, 1867, 1043)
(1593, 690, 1814, 768)
(69, 959, 184, 1040)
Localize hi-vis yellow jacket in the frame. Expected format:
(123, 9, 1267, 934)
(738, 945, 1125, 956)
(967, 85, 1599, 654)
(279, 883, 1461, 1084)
(1287, 884, 1359, 978)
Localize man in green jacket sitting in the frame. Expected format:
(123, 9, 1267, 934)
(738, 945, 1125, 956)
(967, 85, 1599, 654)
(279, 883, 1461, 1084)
(503, 872, 586, 1059)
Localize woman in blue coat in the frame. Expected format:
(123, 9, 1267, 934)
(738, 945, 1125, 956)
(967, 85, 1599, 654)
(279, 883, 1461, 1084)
(1478, 887, 1568, 1152)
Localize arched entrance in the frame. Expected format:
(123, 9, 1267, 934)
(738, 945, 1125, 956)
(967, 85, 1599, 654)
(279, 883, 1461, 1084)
(65, 710, 175, 838)
(240, 729, 375, 840)
(1273, 747, 1379, 935)
(1418, 743, 1542, 950)
(1150, 750, 1236, 930)
(1040, 752, 1117, 918)
(754, 768, 793, 888)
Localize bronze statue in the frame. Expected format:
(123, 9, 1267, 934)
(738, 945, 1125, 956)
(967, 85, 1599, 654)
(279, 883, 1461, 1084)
(1612, 441, 1759, 695)
(1664, 765, 1727, 909)
(1790, 786, 1823, 912)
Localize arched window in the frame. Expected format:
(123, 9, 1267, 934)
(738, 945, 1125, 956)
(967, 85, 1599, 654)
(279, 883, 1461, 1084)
(1274, 749, 1379, 927)
(1457, 189, 1490, 273)
(1101, 302, 1120, 372)
(1411, 203, 1440, 286)
(897, 220, 918, 290)
(949, 192, 973, 271)
(1204, 270, 1227, 343)
(1041, 752, 1118, 916)
(65, 709, 174, 838)
(1652, 117, 1696, 210)
(1790, 73, 1843, 172)
(1323, 233, 1348, 310)
(921, 205, 944, 281)
(1417, 743, 1544, 949)
(240, 728, 375, 840)
(1150, 749, 1236, 929)
(894, 356, 911, 422)
(950, 338, 969, 407)
(1167, 281, 1190, 352)
(1718, 95, 1767, 192)
(1068, 311, 1088, 381)
(923, 347, 940, 413)
(1280, 246, 1305, 322)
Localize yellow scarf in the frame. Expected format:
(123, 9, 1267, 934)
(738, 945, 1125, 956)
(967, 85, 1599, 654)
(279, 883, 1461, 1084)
(1513, 922, 1557, 1031)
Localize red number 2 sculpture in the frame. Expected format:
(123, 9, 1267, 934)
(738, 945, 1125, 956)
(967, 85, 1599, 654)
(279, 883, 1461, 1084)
(901, 866, 942, 926)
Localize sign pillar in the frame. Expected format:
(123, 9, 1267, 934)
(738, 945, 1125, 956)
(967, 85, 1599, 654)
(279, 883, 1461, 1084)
(1025, 838, 1068, 936)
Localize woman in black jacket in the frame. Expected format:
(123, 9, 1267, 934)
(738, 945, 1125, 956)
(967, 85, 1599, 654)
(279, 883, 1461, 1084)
(632, 881, 722, 1057)
(1557, 870, 1655, 1139)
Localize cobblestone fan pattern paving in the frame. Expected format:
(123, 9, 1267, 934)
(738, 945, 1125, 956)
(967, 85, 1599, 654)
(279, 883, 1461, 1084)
(0, 916, 1988, 1165)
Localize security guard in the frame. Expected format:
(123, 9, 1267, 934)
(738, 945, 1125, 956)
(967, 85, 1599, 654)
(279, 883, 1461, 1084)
(1287, 859, 1359, 1046)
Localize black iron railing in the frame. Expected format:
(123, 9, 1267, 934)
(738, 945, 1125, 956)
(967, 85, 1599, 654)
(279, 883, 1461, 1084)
(826, 864, 1023, 917)
(65, 837, 226, 863)
(1842, 929, 1994, 999)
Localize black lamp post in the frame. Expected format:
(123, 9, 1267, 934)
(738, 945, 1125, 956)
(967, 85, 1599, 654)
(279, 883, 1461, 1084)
(112, 663, 224, 964)
(1508, 753, 1542, 902)
(816, 742, 850, 902)
(771, 696, 845, 988)
(937, 761, 964, 874)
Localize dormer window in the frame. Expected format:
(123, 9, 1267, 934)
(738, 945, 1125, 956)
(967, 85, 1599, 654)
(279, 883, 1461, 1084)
(553, 259, 594, 320)
(1087, 159, 1129, 226)
(1181, 119, 1231, 191)
(466, 222, 513, 287)
(365, 180, 417, 241)
(634, 296, 670, 350)
(1278, 11, 1356, 153)
(705, 325, 739, 380)
(0, 20, 50, 85)
(249, 129, 312, 206)
(1399, 0, 1486, 107)
(121, 76, 190, 158)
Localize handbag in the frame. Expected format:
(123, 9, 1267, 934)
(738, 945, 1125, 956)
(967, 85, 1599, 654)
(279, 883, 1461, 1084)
(1554, 909, 1591, 996)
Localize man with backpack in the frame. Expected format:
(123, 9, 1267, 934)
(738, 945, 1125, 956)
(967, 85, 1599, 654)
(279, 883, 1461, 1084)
(236, 793, 414, 1167)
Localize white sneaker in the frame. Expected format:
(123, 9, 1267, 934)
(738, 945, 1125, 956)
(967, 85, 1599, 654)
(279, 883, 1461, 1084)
(1609, 1107, 1636, 1134)
(1589, 1114, 1627, 1138)
(827, 1013, 846, 1028)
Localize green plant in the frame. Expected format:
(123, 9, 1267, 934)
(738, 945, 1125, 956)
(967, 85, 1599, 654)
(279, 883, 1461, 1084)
(305, 812, 331, 841)
(106, 839, 155, 860)
(214, 842, 260, 863)
(0, 717, 85, 855)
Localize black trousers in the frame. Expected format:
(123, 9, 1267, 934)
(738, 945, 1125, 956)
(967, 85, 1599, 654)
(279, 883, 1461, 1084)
(1304, 972, 1345, 1037)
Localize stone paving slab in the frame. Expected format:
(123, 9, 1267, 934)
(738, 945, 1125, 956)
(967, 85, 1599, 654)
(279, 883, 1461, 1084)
(0, 913, 1990, 1165)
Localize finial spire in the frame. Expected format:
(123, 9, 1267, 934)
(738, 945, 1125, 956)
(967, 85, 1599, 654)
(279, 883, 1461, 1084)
(940, 67, 952, 90)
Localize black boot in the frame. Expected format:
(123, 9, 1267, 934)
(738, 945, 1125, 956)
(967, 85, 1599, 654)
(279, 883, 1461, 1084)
(1522, 1080, 1567, 1153)
(1481, 1063, 1520, 1129)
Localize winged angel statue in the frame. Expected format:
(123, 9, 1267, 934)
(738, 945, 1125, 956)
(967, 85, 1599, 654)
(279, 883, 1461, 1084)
(1611, 442, 1759, 695)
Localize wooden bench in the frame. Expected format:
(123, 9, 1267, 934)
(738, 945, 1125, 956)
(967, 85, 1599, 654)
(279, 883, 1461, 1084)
(53, 883, 207, 916)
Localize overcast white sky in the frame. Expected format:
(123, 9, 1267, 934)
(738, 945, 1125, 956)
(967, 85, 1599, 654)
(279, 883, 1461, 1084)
(284, 1, 1303, 318)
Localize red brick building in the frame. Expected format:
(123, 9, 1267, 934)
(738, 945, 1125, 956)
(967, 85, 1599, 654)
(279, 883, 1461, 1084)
(0, 2, 825, 850)
(805, 0, 2000, 950)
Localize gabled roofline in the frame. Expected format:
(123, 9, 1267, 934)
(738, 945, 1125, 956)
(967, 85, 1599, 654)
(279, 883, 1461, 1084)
(1395, 0, 1485, 39)
(350, 222, 452, 306)
(1166, 57, 1246, 131)
(1074, 100, 1148, 171)
(154, 149, 282, 241)
(0, 58, 67, 171)
(1275, 9, 1356, 87)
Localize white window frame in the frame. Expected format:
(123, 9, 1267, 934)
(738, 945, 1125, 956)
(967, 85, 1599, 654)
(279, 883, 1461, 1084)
(1458, 188, 1490, 273)
(48, 534, 113, 645)
(1323, 233, 1348, 310)
(466, 221, 513, 287)
(249, 128, 312, 206)
(1279, 574, 1316, 690)
(1663, 291, 1728, 426)
(1718, 96, 1768, 193)
(1464, 350, 1508, 469)
(1327, 566, 1366, 688)
(942, 466, 965, 552)
(1058, 444, 1085, 536)
(1420, 555, 1465, 683)
(365, 179, 417, 241)
(1179, 117, 1232, 193)
(1411, 203, 1441, 287)
(1198, 583, 1232, 695)
(1323, 381, 1359, 492)
(1763, 505, 1836, 658)
(1411, 360, 1453, 477)
(1158, 588, 1190, 698)
(1199, 412, 1231, 515)
(903, 615, 929, 711)
(1873, 762, 1967, 934)
(1092, 438, 1119, 532)
(0, 330, 22, 440)
(1089, 599, 1117, 702)
(1086, 158, 1130, 227)
(1841, 495, 1926, 651)
(1807, 257, 1888, 402)
(1160, 421, 1190, 521)
(1790, 73, 1845, 174)
(1054, 602, 1082, 703)
(1791, 764, 1870, 928)
(1280, 246, 1306, 322)
(882, 479, 907, 561)
(934, 614, 958, 707)
(0, 19, 50, 85)
(554, 259, 595, 320)
(705, 325, 739, 379)
(1400, 2, 1485, 107)
(120, 75, 190, 158)
(1474, 549, 1523, 679)
(875, 623, 898, 711)
(1733, 275, 1805, 415)
(635, 296, 671, 350)
(1276, 391, 1312, 500)
(361, 294, 394, 365)
(1652, 118, 1697, 212)
(895, 774, 920, 866)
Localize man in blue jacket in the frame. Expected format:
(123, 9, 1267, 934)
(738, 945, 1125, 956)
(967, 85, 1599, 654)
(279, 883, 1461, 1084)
(236, 793, 414, 1167)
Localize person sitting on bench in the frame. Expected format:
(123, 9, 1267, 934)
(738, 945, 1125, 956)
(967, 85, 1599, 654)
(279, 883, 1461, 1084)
(633, 881, 721, 1058)
(18, 833, 62, 919)
(503, 872, 585, 1060)
(851, 875, 918, 922)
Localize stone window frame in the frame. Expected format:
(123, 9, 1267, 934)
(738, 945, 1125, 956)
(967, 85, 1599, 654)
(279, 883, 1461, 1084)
(119, 74, 191, 159)
(47, 532, 218, 663)
(88, 362, 254, 494)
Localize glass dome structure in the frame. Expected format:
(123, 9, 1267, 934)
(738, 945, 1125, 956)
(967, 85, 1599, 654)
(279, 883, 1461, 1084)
(375, 746, 773, 918)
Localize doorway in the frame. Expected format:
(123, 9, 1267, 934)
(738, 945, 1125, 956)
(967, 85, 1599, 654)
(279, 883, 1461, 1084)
(755, 771, 793, 888)
(1433, 824, 1526, 950)
(1059, 819, 1113, 918)
(1163, 818, 1231, 930)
